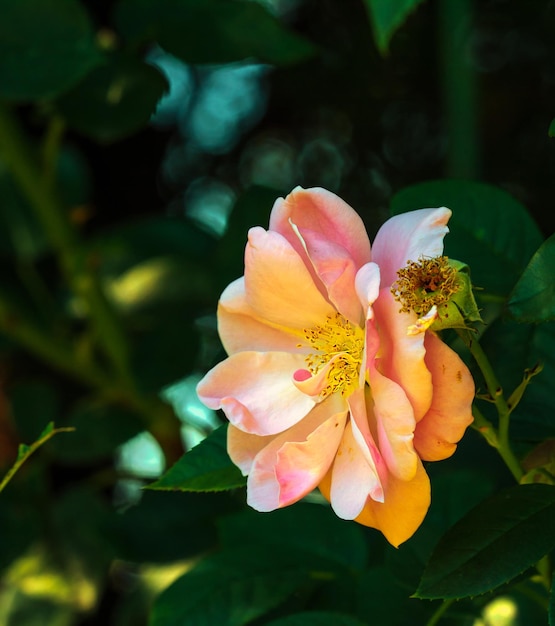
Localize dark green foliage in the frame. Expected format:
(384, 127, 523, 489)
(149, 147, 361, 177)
(0, 0, 554, 624)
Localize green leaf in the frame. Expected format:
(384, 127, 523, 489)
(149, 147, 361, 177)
(114, 0, 315, 66)
(0, 0, 103, 101)
(56, 54, 168, 143)
(416, 484, 555, 599)
(149, 424, 246, 492)
(266, 612, 367, 626)
(149, 546, 311, 626)
(508, 233, 555, 322)
(549, 118, 555, 137)
(363, 0, 426, 55)
(391, 180, 543, 299)
(117, 491, 238, 563)
(218, 503, 368, 571)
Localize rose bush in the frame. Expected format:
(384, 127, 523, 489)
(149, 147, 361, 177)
(197, 187, 474, 546)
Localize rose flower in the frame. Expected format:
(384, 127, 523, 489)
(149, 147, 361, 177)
(197, 187, 474, 546)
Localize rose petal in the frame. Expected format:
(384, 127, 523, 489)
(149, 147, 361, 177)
(218, 278, 306, 355)
(371, 207, 451, 287)
(413, 332, 475, 461)
(269, 187, 371, 270)
(227, 424, 277, 475)
(366, 323, 417, 481)
(289, 222, 362, 325)
(196, 351, 316, 435)
(348, 387, 384, 502)
(245, 227, 335, 330)
(355, 262, 381, 320)
(247, 396, 348, 511)
(330, 420, 380, 519)
(353, 459, 431, 547)
(372, 289, 433, 421)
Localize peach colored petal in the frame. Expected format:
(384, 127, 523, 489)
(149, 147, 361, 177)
(269, 187, 371, 270)
(218, 278, 306, 355)
(330, 420, 383, 520)
(354, 459, 431, 547)
(372, 289, 433, 421)
(366, 322, 417, 481)
(227, 424, 278, 475)
(347, 387, 384, 502)
(196, 351, 316, 436)
(247, 396, 348, 511)
(292, 352, 353, 397)
(371, 207, 451, 287)
(355, 262, 381, 320)
(245, 227, 335, 330)
(413, 333, 475, 461)
(289, 222, 362, 325)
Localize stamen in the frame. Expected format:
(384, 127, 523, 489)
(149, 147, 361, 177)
(391, 256, 460, 317)
(301, 312, 364, 397)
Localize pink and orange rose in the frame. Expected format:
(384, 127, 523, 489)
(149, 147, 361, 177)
(197, 187, 474, 546)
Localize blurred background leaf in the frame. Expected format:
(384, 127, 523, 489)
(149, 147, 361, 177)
(0, 0, 103, 101)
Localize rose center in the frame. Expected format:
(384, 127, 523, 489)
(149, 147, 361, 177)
(300, 312, 364, 397)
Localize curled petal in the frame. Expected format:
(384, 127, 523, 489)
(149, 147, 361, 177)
(227, 425, 277, 475)
(414, 333, 475, 461)
(330, 420, 381, 519)
(292, 352, 351, 397)
(218, 278, 306, 355)
(348, 387, 384, 502)
(247, 396, 348, 511)
(372, 290, 433, 421)
(355, 262, 381, 320)
(269, 187, 371, 270)
(366, 323, 417, 481)
(354, 459, 431, 547)
(245, 227, 335, 330)
(372, 207, 451, 287)
(196, 351, 316, 436)
(289, 222, 362, 325)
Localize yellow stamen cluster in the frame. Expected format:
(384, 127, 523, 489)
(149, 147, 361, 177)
(299, 312, 364, 398)
(391, 256, 459, 316)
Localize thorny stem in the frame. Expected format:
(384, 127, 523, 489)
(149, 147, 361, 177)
(457, 329, 523, 482)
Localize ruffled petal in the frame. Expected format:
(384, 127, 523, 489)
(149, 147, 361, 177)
(371, 207, 451, 287)
(354, 459, 431, 547)
(245, 227, 335, 330)
(196, 351, 316, 436)
(366, 322, 417, 481)
(413, 332, 474, 461)
(330, 420, 378, 519)
(289, 222, 362, 325)
(247, 396, 348, 511)
(269, 187, 372, 270)
(227, 424, 277, 475)
(355, 262, 381, 320)
(218, 278, 306, 355)
(347, 387, 384, 502)
(372, 289, 433, 421)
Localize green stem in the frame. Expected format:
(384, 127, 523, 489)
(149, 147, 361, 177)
(425, 598, 455, 626)
(457, 329, 523, 482)
(0, 424, 74, 494)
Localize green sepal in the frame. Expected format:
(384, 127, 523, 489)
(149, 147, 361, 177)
(431, 260, 482, 332)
